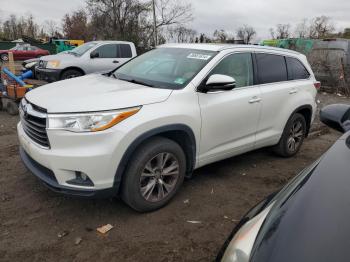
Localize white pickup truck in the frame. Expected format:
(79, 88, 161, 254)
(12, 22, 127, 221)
(36, 41, 137, 82)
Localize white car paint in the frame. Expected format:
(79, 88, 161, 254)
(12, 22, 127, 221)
(40, 41, 137, 75)
(18, 44, 317, 194)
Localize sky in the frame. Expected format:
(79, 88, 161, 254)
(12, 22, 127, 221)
(0, 0, 349, 40)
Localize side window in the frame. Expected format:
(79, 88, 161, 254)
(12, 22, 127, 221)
(210, 53, 254, 88)
(118, 44, 132, 58)
(286, 57, 310, 80)
(256, 53, 287, 84)
(94, 44, 117, 58)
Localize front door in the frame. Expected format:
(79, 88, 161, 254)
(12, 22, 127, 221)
(197, 52, 261, 166)
(88, 44, 120, 73)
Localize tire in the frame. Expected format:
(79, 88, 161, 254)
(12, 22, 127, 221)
(0, 99, 3, 111)
(60, 69, 83, 80)
(121, 137, 186, 212)
(1, 53, 9, 62)
(273, 113, 307, 157)
(6, 100, 19, 115)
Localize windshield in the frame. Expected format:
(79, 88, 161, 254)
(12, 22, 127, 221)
(114, 48, 217, 89)
(68, 42, 98, 56)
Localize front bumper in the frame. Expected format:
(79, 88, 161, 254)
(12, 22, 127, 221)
(19, 147, 115, 198)
(36, 67, 62, 82)
(17, 122, 126, 198)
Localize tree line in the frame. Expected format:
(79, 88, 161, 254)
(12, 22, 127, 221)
(0, 1, 349, 50)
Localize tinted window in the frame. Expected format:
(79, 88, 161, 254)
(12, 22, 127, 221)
(94, 44, 117, 58)
(210, 53, 254, 88)
(256, 53, 287, 84)
(118, 44, 132, 58)
(286, 57, 310, 80)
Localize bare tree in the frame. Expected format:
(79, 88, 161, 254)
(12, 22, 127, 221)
(155, 0, 193, 28)
(62, 9, 91, 41)
(0, 14, 41, 40)
(309, 16, 335, 39)
(44, 20, 60, 37)
(236, 24, 256, 44)
(269, 28, 275, 39)
(295, 18, 308, 38)
(213, 29, 227, 43)
(87, 0, 150, 41)
(275, 24, 291, 39)
(166, 25, 196, 43)
(86, 0, 193, 48)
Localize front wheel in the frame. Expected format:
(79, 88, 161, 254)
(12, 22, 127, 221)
(60, 69, 83, 80)
(1, 53, 9, 62)
(121, 137, 186, 212)
(273, 113, 306, 157)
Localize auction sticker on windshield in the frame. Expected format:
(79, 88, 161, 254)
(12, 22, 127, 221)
(187, 53, 212, 60)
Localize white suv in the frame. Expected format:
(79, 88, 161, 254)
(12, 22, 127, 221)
(18, 44, 318, 212)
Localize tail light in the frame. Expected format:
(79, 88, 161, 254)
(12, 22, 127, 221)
(314, 81, 321, 90)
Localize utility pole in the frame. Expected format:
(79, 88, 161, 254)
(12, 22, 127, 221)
(152, 0, 157, 47)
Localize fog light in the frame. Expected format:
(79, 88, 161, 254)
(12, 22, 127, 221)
(67, 171, 94, 186)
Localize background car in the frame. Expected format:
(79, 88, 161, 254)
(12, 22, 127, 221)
(0, 44, 50, 61)
(22, 58, 39, 79)
(217, 103, 350, 262)
(35, 41, 137, 82)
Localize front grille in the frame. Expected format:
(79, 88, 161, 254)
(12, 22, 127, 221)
(38, 60, 47, 69)
(20, 100, 50, 148)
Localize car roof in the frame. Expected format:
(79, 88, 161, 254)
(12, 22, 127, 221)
(159, 43, 302, 56)
(89, 40, 134, 45)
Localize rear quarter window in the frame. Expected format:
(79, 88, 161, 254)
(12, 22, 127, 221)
(118, 44, 132, 58)
(286, 57, 310, 80)
(256, 53, 288, 84)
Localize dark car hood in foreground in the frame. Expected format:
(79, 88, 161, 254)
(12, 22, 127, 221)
(250, 132, 350, 262)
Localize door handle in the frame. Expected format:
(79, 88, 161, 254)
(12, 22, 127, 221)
(113, 60, 119, 63)
(249, 97, 262, 104)
(289, 88, 298, 94)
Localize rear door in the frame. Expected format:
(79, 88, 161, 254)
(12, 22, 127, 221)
(116, 44, 133, 65)
(197, 52, 261, 166)
(254, 53, 306, 148)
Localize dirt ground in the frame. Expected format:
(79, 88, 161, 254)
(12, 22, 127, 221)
(0, 92, 348, 262)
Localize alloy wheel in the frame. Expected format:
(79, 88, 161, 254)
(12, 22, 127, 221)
(139, 152, 180, 202)
(287, 120, 304, 152)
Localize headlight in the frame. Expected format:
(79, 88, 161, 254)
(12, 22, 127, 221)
(221, 203, 274, 262)
(48, 107, 141, 132)
(25, 61, 37, 68)
(46, 60, 61, 69)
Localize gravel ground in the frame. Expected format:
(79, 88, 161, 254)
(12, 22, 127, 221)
(0, 92, 348, 262)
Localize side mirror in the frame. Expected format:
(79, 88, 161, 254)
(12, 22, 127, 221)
(202, 74, 236, 93)
(90, 51, 99, 59)
(320, 104, 350, 133)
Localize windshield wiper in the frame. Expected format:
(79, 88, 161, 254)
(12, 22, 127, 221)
(118, 78, 154, 87)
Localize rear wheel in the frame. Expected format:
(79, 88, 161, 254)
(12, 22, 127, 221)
(273, 113, 306, 157)
(60, 69, 83, 80)
(1, 53, 9, 62)
(121, 137, 186, 212)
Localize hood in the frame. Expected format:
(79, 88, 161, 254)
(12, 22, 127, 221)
(250, 133, 350, 262)
(25, 74, 172, 113)
(40, 53, 79, 65)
